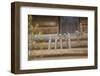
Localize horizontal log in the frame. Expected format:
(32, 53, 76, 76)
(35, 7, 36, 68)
(37, 26, 58, 34)
(29, 40, 87, 50)
(35, 22, 58, 27)
(33, 37, 87, 42)
(32, 16, 59, 26)
(28, 48, 88, 60)
(28, 33, 87, 41)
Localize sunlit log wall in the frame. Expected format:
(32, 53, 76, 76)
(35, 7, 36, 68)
(28, 15, 88, 50)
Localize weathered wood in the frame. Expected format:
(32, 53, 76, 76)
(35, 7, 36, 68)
(37, 26, 58, 34)
(30, 40, 87, 49)
(48, 35, 52, 50)
(29, 48, 88, 59)
(29, 33, 87, 41)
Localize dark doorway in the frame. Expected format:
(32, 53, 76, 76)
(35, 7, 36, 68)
(60, 17, 80, 34)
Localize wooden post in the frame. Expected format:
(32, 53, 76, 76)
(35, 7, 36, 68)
(55, 35, 58, 49)
(28, 33, 33, 50)
(67, 33, 71, 49)
(75, 30, 80, 43)
(64, 33, 68, 48)
(59, 34, 63, 49)
(48, 35, 52, 50)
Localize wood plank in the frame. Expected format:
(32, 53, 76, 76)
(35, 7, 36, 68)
(37, 26, 58, 34)
(28, 48, 88, 60)
(29, 40, 87, 50)
(35, 22, 58, 27)
(29, 33, 88, 41)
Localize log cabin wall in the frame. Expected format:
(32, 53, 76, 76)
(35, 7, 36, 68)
(79, 17, 88, 33)
(31, 15, 59, 34)
(28, 15, 88, 50)
(28, 15, 59, 50)
(29, 15, 88, 35)
(28, 15, 88, 60)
